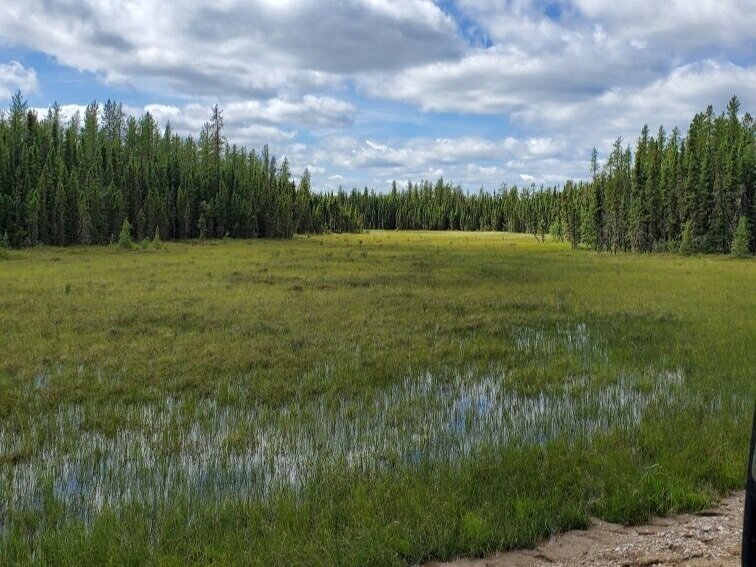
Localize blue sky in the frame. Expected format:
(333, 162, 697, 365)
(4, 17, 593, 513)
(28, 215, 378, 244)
(0, 0, 754, 191)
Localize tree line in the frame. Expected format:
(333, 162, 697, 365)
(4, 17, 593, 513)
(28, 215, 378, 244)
(0, 92, 361, 248)
(327, 96, 754, 255)
(1, 92, 753, 255)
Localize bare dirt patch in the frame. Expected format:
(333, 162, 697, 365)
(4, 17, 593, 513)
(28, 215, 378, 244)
(429, 492, 744, 566)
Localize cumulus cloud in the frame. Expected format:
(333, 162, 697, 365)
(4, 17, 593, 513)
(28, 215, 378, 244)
(570, 0, 756, 50)
(515, 60, 756, 148)
(456, 0, 756, 52)
(2, 0, 754, 190)
(225, 96, 356, 128)
(108, 96, 353, 147)
(0, 61, 38, 99)
(315, 135, 571, 170)
(30, 104, 87, 124)
(0, 0, 460, 97)
(309, 134, 583, 189)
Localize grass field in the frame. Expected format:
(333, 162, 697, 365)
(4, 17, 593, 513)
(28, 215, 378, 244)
(1, 231, 754, 565)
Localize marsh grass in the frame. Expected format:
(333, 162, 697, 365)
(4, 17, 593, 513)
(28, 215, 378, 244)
(0, 232, 754, 565)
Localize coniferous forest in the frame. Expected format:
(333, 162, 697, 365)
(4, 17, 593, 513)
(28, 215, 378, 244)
(0, 92, 753, 254)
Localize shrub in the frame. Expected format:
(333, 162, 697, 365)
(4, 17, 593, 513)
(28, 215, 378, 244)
(731, 215, 751, 258)
(0, 232, 8, 259)
(118, 219, 134, 250)
(549, 219, 565, 242)
(679, 221, 694, 256)
(198, 214, 207, 240)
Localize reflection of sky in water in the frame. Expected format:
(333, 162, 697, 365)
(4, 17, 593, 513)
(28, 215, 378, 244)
(0, 324, 723, 537)
(3, 367, 688, 528)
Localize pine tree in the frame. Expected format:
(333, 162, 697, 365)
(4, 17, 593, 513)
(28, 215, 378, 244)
(580, 184, 598, 249)
(296, 169, 313, 234)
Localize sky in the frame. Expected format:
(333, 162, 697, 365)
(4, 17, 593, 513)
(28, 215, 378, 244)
(0, 0, 754, 192)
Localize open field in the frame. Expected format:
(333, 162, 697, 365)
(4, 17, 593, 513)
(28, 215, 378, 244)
(0, 231, 754, 565)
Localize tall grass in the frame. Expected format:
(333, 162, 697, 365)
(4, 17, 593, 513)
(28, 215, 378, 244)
(0, 232, 753, 565)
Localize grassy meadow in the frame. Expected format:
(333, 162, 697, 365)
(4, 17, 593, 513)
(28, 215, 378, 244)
(0, 231, 754, 565)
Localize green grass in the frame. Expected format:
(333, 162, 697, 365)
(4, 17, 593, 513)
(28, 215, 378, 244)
(0, 231, 754, 566)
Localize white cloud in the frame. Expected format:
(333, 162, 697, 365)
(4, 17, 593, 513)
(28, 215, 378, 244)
(235, 124, 297, 143)
(515, 60, 756, 148)
(309, 134, 583, 189)
(571, 0, 756, 50)
(0, 0, 460, 98)
(3, 1, 754, 191)
(0, 61, 38, 99)
(359, 41, 660, 114)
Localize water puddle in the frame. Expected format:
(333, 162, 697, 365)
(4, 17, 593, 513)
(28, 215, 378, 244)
(2, 367, 686, 527)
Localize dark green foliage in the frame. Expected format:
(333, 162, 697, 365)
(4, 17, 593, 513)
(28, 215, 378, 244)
(338, 98, 754, 256)
(731, 216, 751, 258)
(0, 92, 324, 247)
(0, 93, 752, 255)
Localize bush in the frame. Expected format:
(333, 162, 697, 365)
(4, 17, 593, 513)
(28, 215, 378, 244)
(198, 214, 207, 241)
(0, 231, 8, 259)
(731, 215, 751, 258)
(153, 227, 162, 249)
(118, 219, 134, 250)
(549, 219, 565, 242)
(679, 221, 694, 256)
